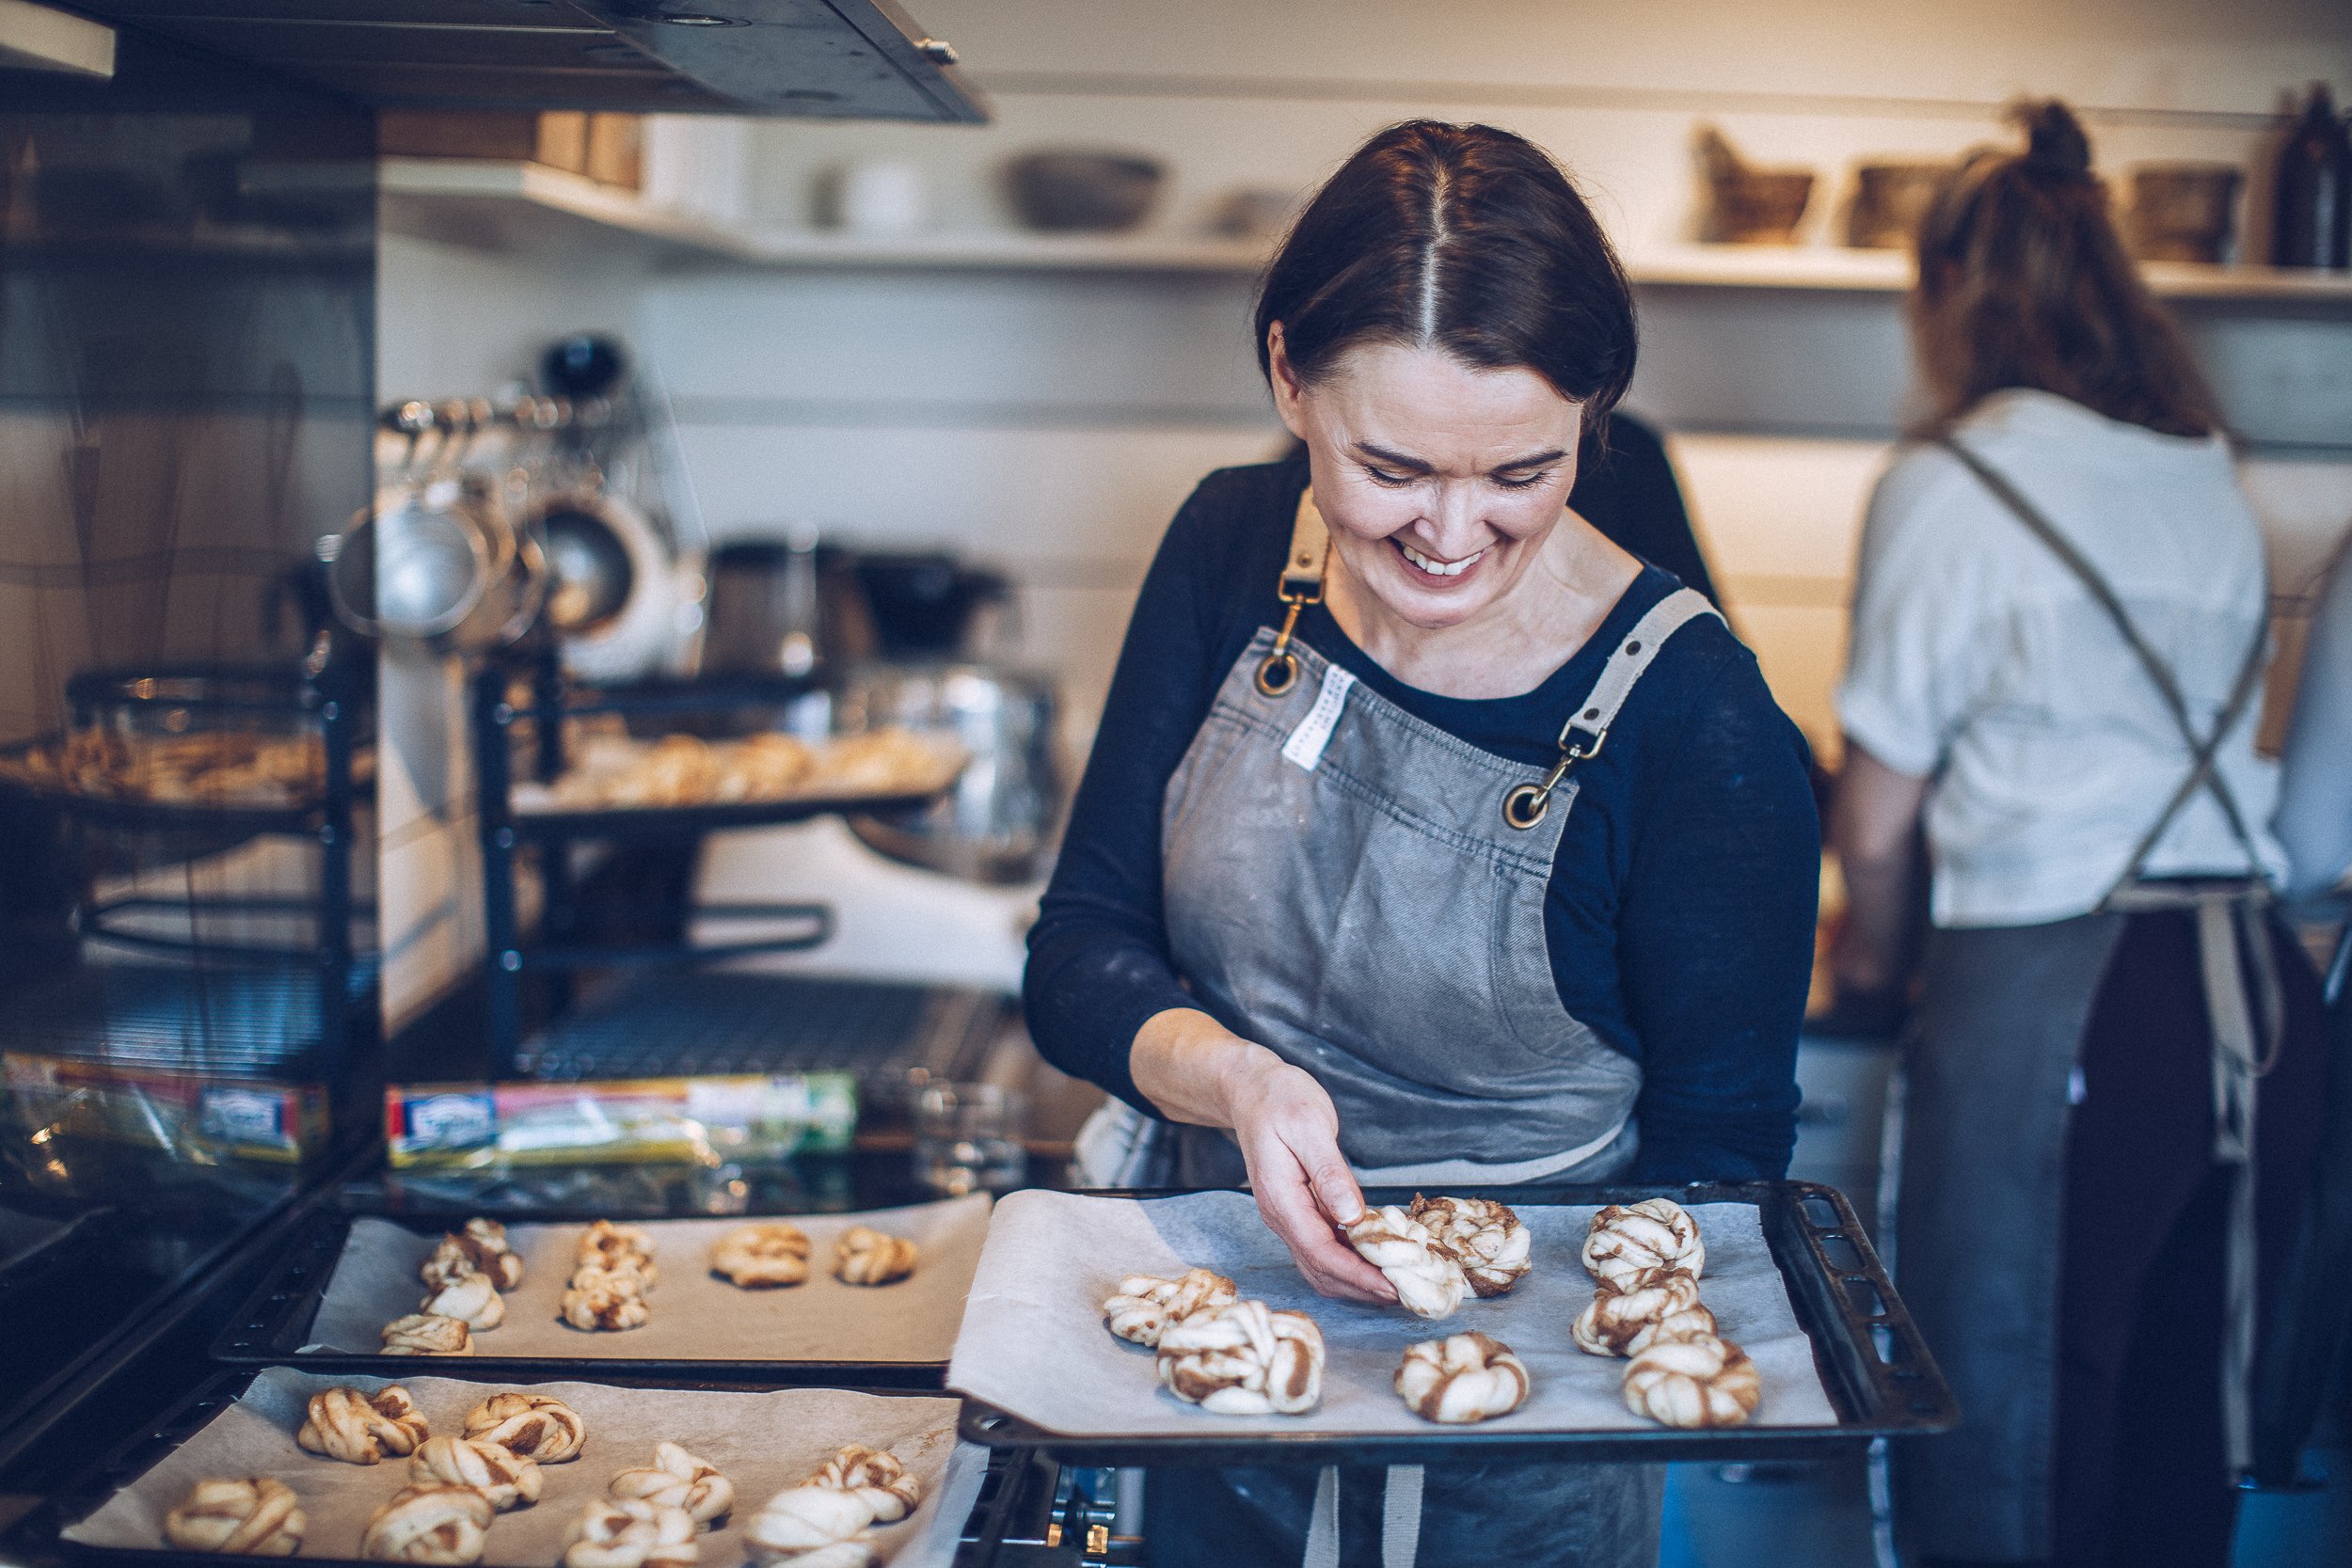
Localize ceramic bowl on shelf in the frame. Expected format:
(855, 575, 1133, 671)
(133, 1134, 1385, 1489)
(1003, 150, 1165, 233)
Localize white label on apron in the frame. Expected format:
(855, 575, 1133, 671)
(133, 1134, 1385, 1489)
(1280, 664, 1357, 772)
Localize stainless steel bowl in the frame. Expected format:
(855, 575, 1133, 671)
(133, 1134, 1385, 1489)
(839, 662, 1065, 884)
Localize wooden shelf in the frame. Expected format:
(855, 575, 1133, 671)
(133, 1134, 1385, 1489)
(379, 159, 2352, 304)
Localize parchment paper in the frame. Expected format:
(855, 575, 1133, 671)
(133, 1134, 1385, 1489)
(947, 1191, 1840, 1437)
(65, 1369, 985, 1568)
(301, 1198, 991, 1365)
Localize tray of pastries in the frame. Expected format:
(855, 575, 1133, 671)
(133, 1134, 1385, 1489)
(58, 1368, 987, 1568)
(947, 1180, 1956, 1465)
(505, 728, 964, 832)
(215, 1199, 991, 1386)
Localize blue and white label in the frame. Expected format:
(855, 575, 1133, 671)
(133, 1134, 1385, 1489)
(1280, 663, 1356, 772)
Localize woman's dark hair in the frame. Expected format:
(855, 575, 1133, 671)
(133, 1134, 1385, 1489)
(1255, 120, 1637, 431)
(1912, 100, 2222, 438)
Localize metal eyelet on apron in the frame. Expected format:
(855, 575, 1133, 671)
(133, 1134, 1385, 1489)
(1500, 727, 1603, 829)
(1255, 492, 1332, 699)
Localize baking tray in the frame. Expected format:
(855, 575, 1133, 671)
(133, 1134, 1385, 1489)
(213, 1198, 991, 1388)
(955, 1180, 1955, 1466)
(503, 786, 947, 842)
(50, 1368, 993, 1568)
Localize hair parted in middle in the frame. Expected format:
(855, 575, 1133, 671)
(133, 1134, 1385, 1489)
(1254, 120, 1638, 436)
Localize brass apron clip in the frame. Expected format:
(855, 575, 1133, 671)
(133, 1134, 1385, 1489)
(1256, 489, 1331, 699)
(1502, 725, 1605, 830)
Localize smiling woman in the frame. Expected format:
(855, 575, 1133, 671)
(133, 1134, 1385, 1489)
(1023, 120, 1819, 1568)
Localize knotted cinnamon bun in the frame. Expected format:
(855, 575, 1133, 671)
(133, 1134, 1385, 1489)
(710, 1223, 811, 1289)
(1407, 1196, 1533, 1297)
(1155, 1298, 1326, 1416)
(561, 1497, 697, 1568)
(462, 1391, 586, 1463)
(1393, 1332, 1531, 1424)
(830, 1227, 917, 1286)
(421, 1273, 505, 1331)
(295, 1385, 429, 1464)
(802, 1444, 920, 1523)
(1343, 1206, 1468, 1320)
(162, 1478, 306, 1555)
(742, 1485, 873, 1566)
(359, 1484, 494, 1565)
(407, 1435, 541, 1512)
(1581, 1197, 1706, 1286)
(1571, 1265, 1706, 1357)
(380, 1313, 474, 1355)
(1101, 1267, 1238, 1347)
(609, 1442, 734, 1527)
(1622, 1332, 1762, 1429)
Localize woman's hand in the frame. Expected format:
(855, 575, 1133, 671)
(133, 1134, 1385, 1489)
(1131, 1008, 1395, 1304)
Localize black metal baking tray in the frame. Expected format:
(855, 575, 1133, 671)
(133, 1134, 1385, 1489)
(210, 1208, 950, 1390)
(38, 1368, 1008, 1568)
(955, 1180, 1956, 1466)
(505, 784, 946, 842)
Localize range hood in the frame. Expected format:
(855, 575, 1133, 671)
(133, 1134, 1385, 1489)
(58, 0, 984, 120)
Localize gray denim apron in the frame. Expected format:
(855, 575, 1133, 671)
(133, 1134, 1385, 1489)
(1125, 487, 1716, 1568)
(1888, 440, 2280, 1560)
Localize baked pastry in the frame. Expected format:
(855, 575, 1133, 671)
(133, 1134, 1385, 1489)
(1156, 1298, 1326, 1416)
(420, 1228, 524, 1294)
(1393, 1332, 1531, 1424)
(296, 1385, 429, 1464)
(1102, 1267, 1238, 1347)
(610, 1442, 735, 1527)
(808, 728, 956, 797)
(743, 1485, 874, 1567)
(381, 1313, 474, 1355)
(803, 1444, 919, 1524)
(710, 1223, 811, 1289)
(1407, 1195, 1533, 1297)
(563, 1273, 652, 1332)
(408, 1435, 542, 1512)
(1343, 1206, 1468, 1320)
(563, 1498, 698, 1568)
(1571, 1266, 1706, 1357)
(421, 1273, 506, 1331)
(360, 1484, 494, 1564)
(162, 1478, 306, 1555)
(831, 1226, 917, 1286)
(463, 1391, 587, 1463)
(577, 1221, 658, 1283)
(1582, 1198, 1705, 1286)
(1622, 1332, 1762, 1429)
(716, 734, 813, 800)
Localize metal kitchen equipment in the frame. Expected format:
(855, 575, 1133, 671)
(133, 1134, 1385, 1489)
(840, 662, 1065, 884)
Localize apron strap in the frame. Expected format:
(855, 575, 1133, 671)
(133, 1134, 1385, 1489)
(1256, 488, 1332, 698)
(1934, 436, 2272, 881)
(1935, 436, 2284, 1481)
(1502, 586, 1723, 830)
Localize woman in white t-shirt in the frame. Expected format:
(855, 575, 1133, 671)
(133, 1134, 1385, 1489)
(1826, 102, 2328, 1568)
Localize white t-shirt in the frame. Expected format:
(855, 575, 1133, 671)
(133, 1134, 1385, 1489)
(1837, 389, 2286, 928)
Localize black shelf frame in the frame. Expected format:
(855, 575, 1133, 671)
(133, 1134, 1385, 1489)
(3, 664, 378, 1081)
(470, 646, 882, 1065)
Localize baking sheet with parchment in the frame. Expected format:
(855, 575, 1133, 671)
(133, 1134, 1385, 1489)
(301, 1197, 990, 1364)
(948, 1191, 1839, 1436)
(64, 1369, 984, 1568)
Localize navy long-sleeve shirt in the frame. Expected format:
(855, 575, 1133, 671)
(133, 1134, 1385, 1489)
(1024, 457, 1818, 1182)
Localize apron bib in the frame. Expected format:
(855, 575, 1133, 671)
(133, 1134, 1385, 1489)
(1094, 487, 1716, 1568)
(1890, 440, 2281, 1560)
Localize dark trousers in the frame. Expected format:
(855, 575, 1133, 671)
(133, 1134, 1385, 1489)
(2041, 912, 2328, 1568)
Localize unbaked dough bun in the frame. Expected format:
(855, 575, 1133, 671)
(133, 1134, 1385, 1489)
(831, 1226, 917, 1286)
(360, 1484, 494, 1564)
(743, 1484, 873, 1566)
(1101, 1267, 1238, 1347)
(1581, 1197, 1705, 1286)
(1155, 1298, 1326, 1416)
(295, 1385, 429, 1464)
(1393, 1332, 1532, 1424)
(609, 1442, 734, 1527)
(421, 1273, 505, 1331)
(1343, 1206, 1468, 1320)
(161, 1478, 306, 1555)
(1570, 1265, 1705, 1357)
(561, 1497, 698, 1568)
(1622, 1332, 1762, 1429)
(462, 1391, 586, 1464)
(802, 1444, 920, 1523)
(1407, 1196, 1533, 1297)
(710, 1223, 811, 1289)
(408, 1435, 541, 1512)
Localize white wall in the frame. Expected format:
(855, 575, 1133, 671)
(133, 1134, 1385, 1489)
(374, 3, 2352, 1021)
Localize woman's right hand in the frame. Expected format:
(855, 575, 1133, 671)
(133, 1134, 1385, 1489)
(1131, 1007, 1394, 1305)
